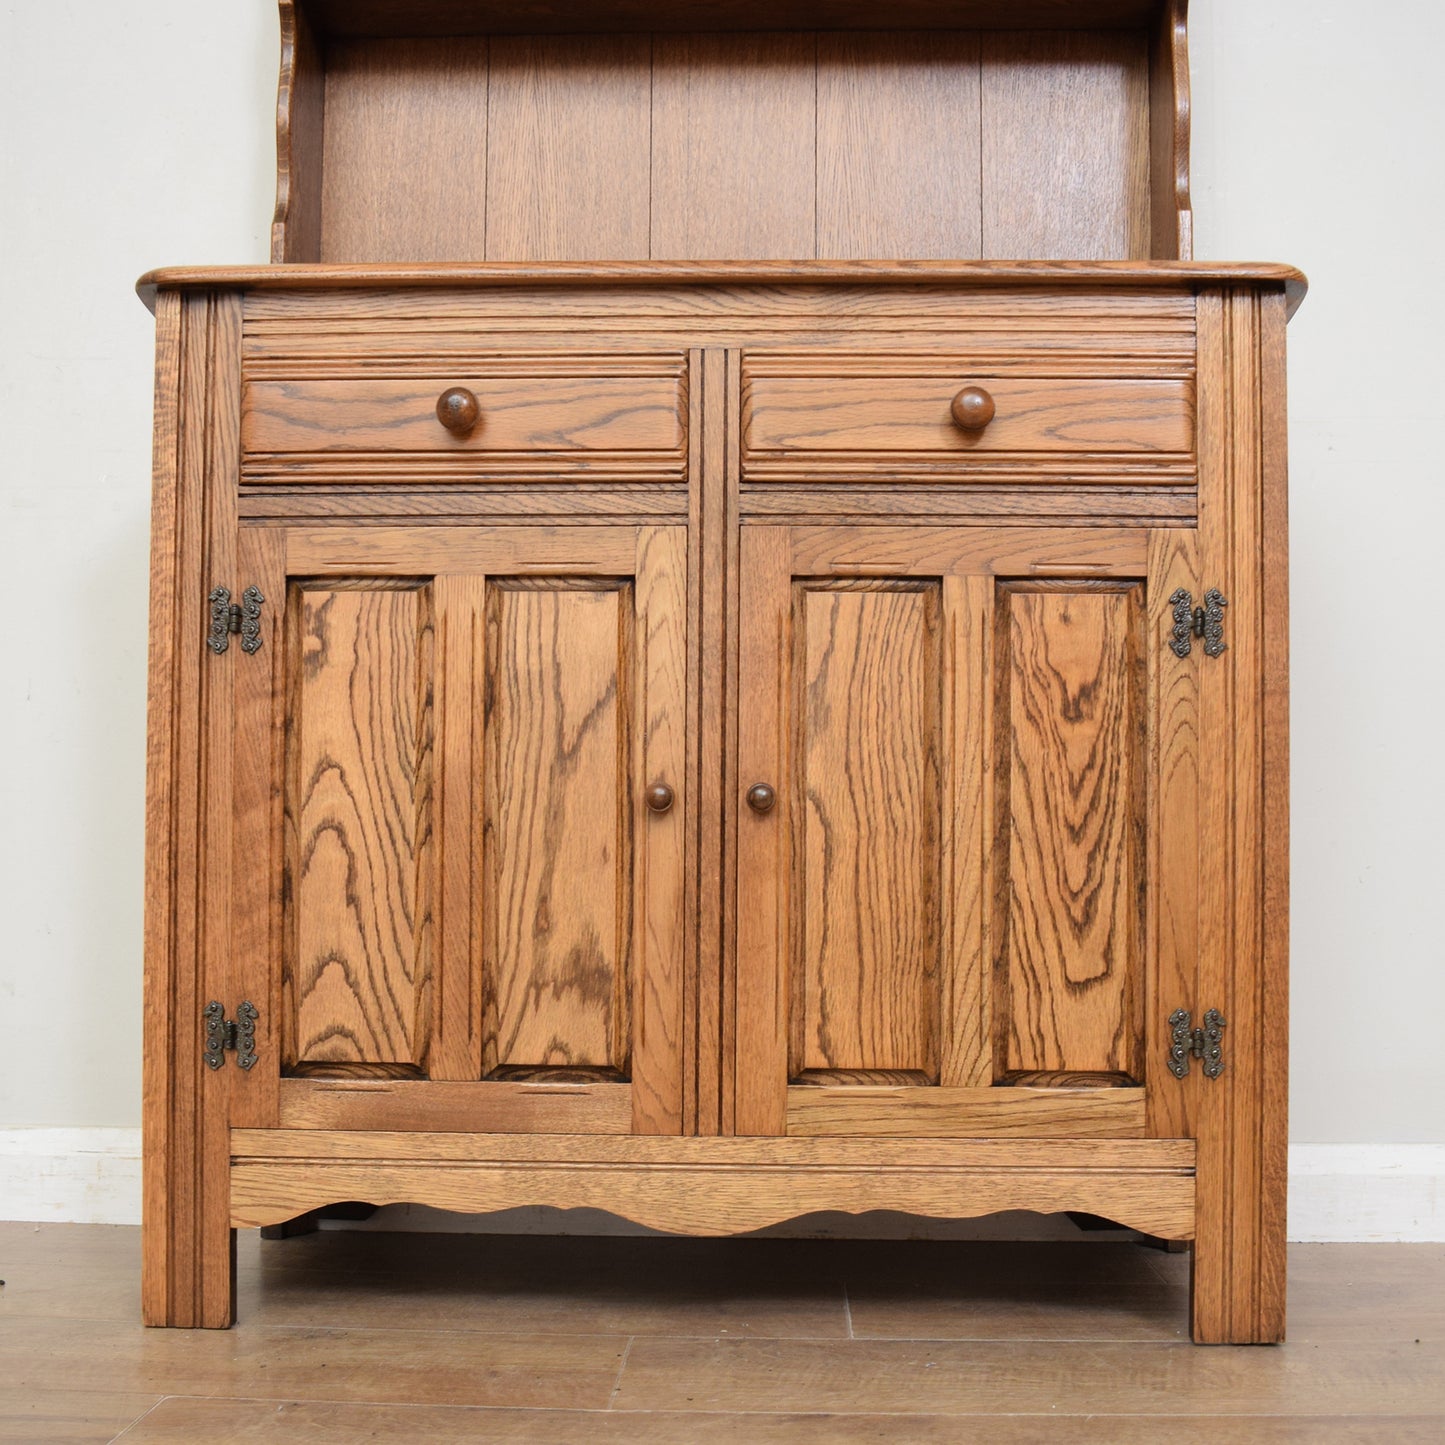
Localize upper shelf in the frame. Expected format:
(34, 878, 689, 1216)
(299, 2, 1171, 38)
(273, 0, 1193, 266)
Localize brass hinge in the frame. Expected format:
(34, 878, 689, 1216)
(1167, 1008, 1226, 1080)
(1168, 588, 1228, 659)
(207, 585, 265, 655)
(203, 1001, 259, 1070)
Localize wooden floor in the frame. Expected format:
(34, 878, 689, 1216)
(2, 1223, 1442, 1442)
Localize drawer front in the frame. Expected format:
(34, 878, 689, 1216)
(244, 375, 684, 453)
(742, 352, 1195, 485)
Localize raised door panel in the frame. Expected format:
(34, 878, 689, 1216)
(231, 526, 686, 1136)
(736, 525, 1189, 1139)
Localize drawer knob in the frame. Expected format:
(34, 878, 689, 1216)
(746, 782, 776, 814)
(950, 385, 996, 431)
(645, 783, 675, 815)
(436, 386, 481, 435)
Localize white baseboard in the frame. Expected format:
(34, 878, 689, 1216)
(3, 1129, 1442, 1241)
(0, 1128, 142, 1226)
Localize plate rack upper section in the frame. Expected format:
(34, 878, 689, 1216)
(272, 0, 1193, 266)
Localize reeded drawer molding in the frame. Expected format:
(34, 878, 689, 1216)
(239, 349, 688, 484)
(742, 345, 1195, 487)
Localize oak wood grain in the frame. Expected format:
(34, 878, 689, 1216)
(816, 32, 982, 260)
(483, 580, 632, 1076)
(794, 583, 941, 1080)
(287, 584, 434, 1072)
(744, 375, 1193, 458)
(1149, 0, 1192, 259)
(271, 0, 324, 262)
(320, 38, 491, 263)
(650, 33, 817, 260)
(996, 583, 1145, 1080)
(242, 375, 686, 455)
(786, 1085, 1145, 1138)
(982, 31, 1150, 260)
(486, 35, 651, 261)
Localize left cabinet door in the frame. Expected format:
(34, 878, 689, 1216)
(228, 524, 688, 1136)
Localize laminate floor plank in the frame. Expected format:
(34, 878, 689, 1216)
(2, 1317, 626, 1411)
(3, 1223, 1444, 1442)
(111, 1400, 1445, 1445)
(0, 1391, 161, 1445)
(611, 1335, 1445, 1416)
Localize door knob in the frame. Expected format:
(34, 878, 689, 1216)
(645, 783, 675, 814)
(436, 386, 481, 435)
(950, 385, 996, 431)
(746, 783, 776, 814)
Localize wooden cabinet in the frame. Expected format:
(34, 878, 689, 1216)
(141, 0, 1302, 1346)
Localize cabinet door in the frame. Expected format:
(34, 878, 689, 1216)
(735, 525, 1197, 1138)
(230, 525, 687, 1136)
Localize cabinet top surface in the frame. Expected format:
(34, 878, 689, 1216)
(137, 260, 1307, 316)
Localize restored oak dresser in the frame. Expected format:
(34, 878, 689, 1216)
(141, 0, 1303, 1342)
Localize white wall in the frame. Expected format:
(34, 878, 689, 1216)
(1, 3, 1440, 1220)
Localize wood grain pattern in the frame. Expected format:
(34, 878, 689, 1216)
(271, 0, 324, 262)
(242, 375, 686, 455)
(786, 1086, 1145, 1138)
(287, 585, 434, 1072)
(981, 31, 1150, 260)
(321, 38, 491, 263)
(1145, 527, 1199, 1143)
(276, 1078, 633, 1133)
(143, 293, 245, 1328)
(631, 527, 688, 1132)
(483, 581, 632, 1076)
(1149, 0, 1192, 259)
(794, 583, 941, 1081)
(299, 2, 1173, 38)
(996, 583, 1145, 1080)
(230, 1157, 1194, 1238)
(744, 375, 1193, 458)
(816, 33, 981, 260)
(1191, 286, 1290, 1344)
(486, 35, 652, 260)
(650, 33, 817, 260)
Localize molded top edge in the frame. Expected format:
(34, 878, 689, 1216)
(136, 259, 1307, 317)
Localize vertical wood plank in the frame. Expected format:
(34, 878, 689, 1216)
(694, 351, 729, 1136)
(981, 32, 1150, 260)
(734, 527, 792, 1136)
(631, 527, 689, 1133)
(942, 574, 993, 1088)
(433, 574, 487, 1080)
(651, 34, 817, 260)
(794, 584, 941, 1079)
(721, 352, 744, 1131)
(272, 0, 324, 262)
(1149, 0, 1193, 259)
(142, 289, 188, 1327)
(482, 582, 631, 1075)
(996, 583, 1146, 1079)
(321, 39, 490, 263)
(1193, 286, 1288, 1343)
(817, 33, 982, 260)
(1145, 527, 1201, 1144)
(229, 525, 286, 1130)
(487, 35, 652, 261)
(289, 586, 434, 1071)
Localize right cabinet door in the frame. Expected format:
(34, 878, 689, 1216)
(735, 524, 1201, 1139)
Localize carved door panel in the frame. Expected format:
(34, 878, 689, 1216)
(229, 525, 687, 1136)
(735, 524, 1198, 1139)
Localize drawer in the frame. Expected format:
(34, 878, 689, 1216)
(742, 354, 1194, 485)
(240, 364, 686, 462)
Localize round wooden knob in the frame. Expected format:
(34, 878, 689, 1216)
(746, 783, 776, 814)
(645, 783, 675, 815)
(950, 385, 996, 431)
(436, 386, 481, 435)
